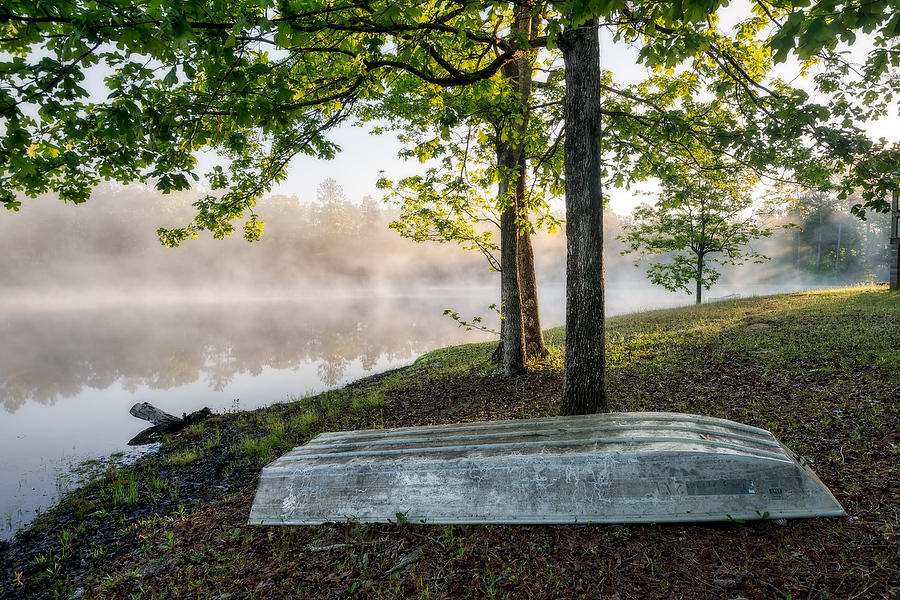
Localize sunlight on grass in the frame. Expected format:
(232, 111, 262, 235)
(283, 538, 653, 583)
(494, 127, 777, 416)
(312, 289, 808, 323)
(166, 449, 199, 466)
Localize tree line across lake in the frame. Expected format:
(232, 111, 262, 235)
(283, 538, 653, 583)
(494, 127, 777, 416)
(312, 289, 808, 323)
(1, 180, 891, 303)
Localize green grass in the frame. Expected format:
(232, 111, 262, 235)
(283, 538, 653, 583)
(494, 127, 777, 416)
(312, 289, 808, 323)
(166, 448, 199, 466)
(183, 421, 206, 439)
(352, 390, 386, 412)
(230, 433, 291, 464)
(288, 408, 319, 435)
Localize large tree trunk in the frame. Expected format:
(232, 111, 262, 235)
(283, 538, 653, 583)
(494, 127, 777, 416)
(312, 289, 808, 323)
(559, 20, 606, 416)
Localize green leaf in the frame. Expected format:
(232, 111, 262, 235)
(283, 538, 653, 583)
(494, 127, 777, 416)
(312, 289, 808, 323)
(171, 16, 194, 45)
(163, 67, 178, 86)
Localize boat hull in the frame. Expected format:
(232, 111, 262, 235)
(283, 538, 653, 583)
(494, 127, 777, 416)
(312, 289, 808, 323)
(248, 412, 845, 525)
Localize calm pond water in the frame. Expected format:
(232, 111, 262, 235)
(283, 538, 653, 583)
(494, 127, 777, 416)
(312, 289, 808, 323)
(2, 280, 793, 539)
(1, 289, 561, 539)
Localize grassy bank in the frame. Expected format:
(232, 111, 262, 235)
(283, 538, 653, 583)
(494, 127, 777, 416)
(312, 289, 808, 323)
(2, 286, 898, 599)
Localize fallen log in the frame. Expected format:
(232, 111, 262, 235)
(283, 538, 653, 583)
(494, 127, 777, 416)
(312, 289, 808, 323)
(128, 402, 213, 446)
(129, 402, 181, 428)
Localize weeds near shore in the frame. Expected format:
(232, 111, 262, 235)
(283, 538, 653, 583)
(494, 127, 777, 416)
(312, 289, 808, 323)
(166, 449, 198, 467)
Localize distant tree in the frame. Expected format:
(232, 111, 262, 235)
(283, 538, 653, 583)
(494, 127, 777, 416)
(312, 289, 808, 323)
(790, 192, 837, 273)
(858, 205, 893, 281)
(792, 194, 886, 282)
(622, 164, 774, 305)
(314, 179, 357, 236)
(359, 196, 383, 234)
(315, 179, 347, 205)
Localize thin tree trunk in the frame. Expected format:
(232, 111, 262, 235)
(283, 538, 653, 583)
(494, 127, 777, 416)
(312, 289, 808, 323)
(835, 220, 842, 272)
(514, 6, 547, 361)
(495, 9, 533, 376)
(498, 137, 525, 375)
(696, 253, 703, 305)
(492, 184, 546, 364)
(491, 288, 507, 364)
(518, 221, 548, 358)
(493, 6, 547, 371)
(864, 217, 871, 274)
(559, 19, 606, 416)
(891, 189, 900, 291)
(816, 211, 823, 271)
(865, 218, 870, 253)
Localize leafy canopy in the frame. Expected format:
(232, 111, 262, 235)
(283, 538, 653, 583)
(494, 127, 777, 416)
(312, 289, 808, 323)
(1, 0, 896, 242)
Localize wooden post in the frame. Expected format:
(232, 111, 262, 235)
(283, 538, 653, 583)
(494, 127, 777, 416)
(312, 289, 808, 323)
(891, 189, 899, 291)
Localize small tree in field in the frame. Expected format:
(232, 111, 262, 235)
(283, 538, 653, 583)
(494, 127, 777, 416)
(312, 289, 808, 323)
(622, 165, 774, 305)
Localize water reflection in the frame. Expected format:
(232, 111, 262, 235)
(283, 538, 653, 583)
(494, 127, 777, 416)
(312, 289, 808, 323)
(0, 293, 522, 539)
(1, 295, 505, 414)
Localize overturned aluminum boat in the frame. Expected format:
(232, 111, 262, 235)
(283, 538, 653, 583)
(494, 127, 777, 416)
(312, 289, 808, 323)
(249, 412, 845, 525)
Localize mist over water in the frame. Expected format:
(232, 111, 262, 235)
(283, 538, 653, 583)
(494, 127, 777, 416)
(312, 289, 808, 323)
(1, 183, 890, 539)
(0, 296, 507, 539)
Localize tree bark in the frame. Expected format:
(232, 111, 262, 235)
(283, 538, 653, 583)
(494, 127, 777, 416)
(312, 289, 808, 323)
(493, 6, 548, 372)
(497, 44, 526, 376)
(498, 140, 526, 375)
(129, 402, 181, 428)
(514, 32, 548, 360)
(518, 220, 549, 358)
(128, 403, 212, 445)
(491, 296, 507, 364)
(695, 253, 703, 305)
(495, 221, 547, 364)
(559, 20, 606, 415)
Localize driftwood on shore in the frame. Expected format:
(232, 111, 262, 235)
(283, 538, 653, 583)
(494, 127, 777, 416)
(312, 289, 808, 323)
(128, 402, 212, 446)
